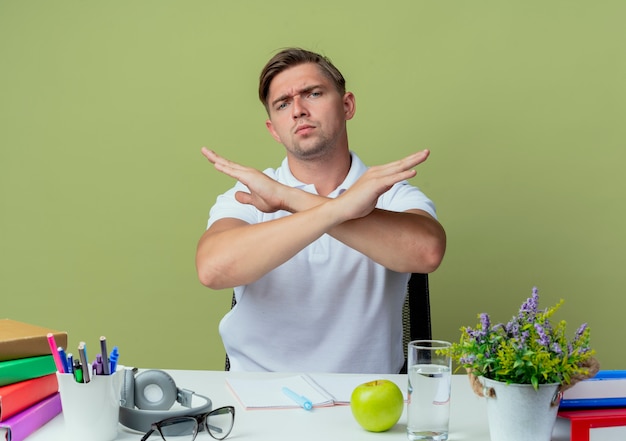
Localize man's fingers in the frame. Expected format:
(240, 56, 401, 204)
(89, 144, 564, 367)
(398, 149, 430, 170)
(368, 149, 429, 180)
(235, 191, 253, 205)
(201, 147, 216, 162)
(201, 148, 248, 179)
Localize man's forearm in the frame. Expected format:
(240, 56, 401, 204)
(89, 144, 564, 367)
(330, 209, 446, 273)
(196, 197, 346, 289)
(284, 189, 446, 273)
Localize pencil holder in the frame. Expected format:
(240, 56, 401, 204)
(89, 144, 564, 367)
(56, 368, 123, 441)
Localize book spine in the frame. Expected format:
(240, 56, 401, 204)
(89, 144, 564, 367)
(0, 393, 62, 441)
(0, 356, 57, 387)
(0, 374, 59, 421)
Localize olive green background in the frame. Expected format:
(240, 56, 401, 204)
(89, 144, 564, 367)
(1, 1, 624, 371)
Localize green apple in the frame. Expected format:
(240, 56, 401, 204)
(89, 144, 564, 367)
(350, 379, 404, 432)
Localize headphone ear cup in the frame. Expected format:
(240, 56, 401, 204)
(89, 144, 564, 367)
(121, 369, 135, 408)
(133, 370, 178, 411)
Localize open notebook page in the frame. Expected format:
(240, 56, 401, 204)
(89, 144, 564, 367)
(226, 375, 334, 409)
(226, 374, 407, 409)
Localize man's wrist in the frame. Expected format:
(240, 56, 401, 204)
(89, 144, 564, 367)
(283, 188, 329, 214)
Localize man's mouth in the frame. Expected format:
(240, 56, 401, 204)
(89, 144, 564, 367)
(295, 126, 315, 136)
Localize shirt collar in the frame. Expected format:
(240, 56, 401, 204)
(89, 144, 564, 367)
(278, 151, 367, 197)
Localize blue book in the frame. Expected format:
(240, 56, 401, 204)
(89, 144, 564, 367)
(560, 370, 626, 409)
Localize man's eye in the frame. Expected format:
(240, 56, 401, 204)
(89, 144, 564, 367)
(309, 91, 321, 98)
(276, 102, 288, 110)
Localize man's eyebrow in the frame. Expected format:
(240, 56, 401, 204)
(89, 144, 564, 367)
(270, 84, 324, 107)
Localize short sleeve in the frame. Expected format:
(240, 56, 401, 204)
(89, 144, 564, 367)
(206, 181, 260, 229)
(377, 181, 438, 219)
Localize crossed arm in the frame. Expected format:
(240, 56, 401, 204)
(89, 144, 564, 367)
(195, 148, 446, 290)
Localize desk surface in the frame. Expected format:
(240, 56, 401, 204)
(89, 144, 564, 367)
(28, 370, 573, 441)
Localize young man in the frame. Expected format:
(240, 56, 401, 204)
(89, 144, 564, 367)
(196, 48, 446, 373)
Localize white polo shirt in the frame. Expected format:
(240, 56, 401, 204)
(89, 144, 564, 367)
(207, 152, 437, 374)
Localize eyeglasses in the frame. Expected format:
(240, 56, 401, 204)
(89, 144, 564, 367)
(141, 406, 235, 441)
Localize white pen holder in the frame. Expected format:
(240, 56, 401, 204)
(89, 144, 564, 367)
(57, 368, 124, 441)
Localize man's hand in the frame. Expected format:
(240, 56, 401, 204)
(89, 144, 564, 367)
(201, 147, 291, 213)
(332, 149, 430, 222)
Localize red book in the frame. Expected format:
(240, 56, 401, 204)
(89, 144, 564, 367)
(558, 408, 626, 441)
(0, 374, 58, 422)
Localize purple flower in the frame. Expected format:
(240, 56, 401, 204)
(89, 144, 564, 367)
(460, 354, 476, 365)
(480, 313, 491, 331)
(552, 342, 563, 355)
(520, 330, 530, 343)
(515, 330, 530, 350)
(534, 323, 550, 347)
(466, 326, 485, 341)
(505, 319, 519, 336)
(518, 287, 539, 321)
(574, 323, 588, 341)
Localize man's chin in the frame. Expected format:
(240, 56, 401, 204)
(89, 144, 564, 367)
(287, 141, 331, 160)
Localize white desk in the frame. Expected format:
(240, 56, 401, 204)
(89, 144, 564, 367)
(28, 370, 573, 441)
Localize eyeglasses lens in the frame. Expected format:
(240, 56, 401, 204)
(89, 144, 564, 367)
(206, 407, 235, 440)
(144, 417, 197, 441)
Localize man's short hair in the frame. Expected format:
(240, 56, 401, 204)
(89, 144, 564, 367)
(258, 48, 346, 110)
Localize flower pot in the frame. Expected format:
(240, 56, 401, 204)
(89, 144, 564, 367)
(480, 377, 561, 441)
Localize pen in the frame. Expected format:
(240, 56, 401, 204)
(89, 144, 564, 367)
(100, 336, 110, 375)
(78, 342, 90, 383)
(57, 347, 69, 374)
(67, 353, 74, 374)
(109, 346, 119, 374)
(282, 387, 313, 410)
(46, 333, 65, 373)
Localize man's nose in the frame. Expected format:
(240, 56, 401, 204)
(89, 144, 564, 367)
(292, 96, 308, 119)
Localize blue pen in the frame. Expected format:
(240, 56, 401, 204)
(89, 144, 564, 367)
(282, 387, 313, 410)
(57, 347, 69, 374)
(109, 346, 119, 374)
(66, 353, 74, 374)
(100, 336, 110, 375)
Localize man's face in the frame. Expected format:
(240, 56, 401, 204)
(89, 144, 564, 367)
(265, 63, 355, 160)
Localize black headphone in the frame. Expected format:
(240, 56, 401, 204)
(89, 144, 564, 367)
(119, 369, 212, 433)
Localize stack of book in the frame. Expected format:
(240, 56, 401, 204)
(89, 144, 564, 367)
(0, 319, 67, 441)
(558, 370, 626, 441)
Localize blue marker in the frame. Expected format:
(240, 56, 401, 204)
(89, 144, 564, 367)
(57, 347, 69, 374)
(66, 353, 74, 374)
(109, 346, 119, 373)
(282, 387, 313, 410)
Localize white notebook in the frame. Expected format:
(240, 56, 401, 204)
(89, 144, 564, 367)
(225, 374, 406, 410)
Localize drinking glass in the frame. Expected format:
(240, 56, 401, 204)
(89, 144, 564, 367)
(406, 340, 452, 441)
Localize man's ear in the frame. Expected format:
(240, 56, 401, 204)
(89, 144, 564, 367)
(343, 92, 356, 121)
(265, 119, 282, 143)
